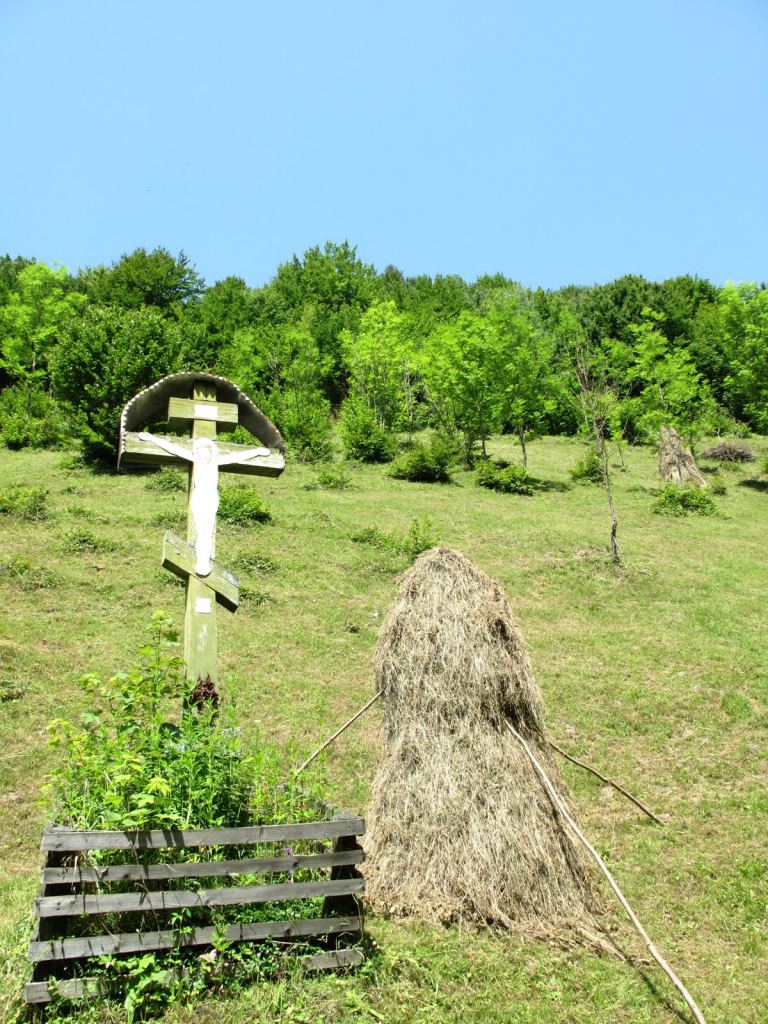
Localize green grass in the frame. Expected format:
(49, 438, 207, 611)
(0, 436, 766, 1023)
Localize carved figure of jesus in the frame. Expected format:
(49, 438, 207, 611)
(138, 432, 270, 576)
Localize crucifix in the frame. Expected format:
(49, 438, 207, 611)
(119, 374, 286, 685)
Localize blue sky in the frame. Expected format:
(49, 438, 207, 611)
(1, 0, 766, 289)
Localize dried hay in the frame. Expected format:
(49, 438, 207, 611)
(658, 426, 707, 487)
(364, 547, 599, 932)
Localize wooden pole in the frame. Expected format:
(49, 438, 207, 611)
(184, 383, 219, 684)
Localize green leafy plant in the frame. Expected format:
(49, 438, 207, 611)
(475, 461, 533, 495)
(0, 383, 73, 450)
(339, 399, 397, 463)
(651, 485, 718, 517)
(0, 483, 48, 520)
(569, 448, 604, 484)
(231, 552, 279, 574)
(302, 463, 356, 491)
(145, 466, 187, 492)
(389, 436, 455, 483)
(0, 555, 58, 590)
(709, 475, 728, 496)
(351, 516, 436, 561)
(61, 528, 117, 553)
(218, 486, 272, 525)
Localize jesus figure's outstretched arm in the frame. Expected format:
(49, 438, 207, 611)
(216, 446, 271, 467)
(138, 431, 193, 462)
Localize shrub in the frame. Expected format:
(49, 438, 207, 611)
(218, 486, 271, 525)
(0, 484, 48, 520)
(351, 515, 436, 561)
(709, 475, 728, 496)
(61, 527, 117, 552)
(302, 464, 355, 491)
(652, 485, 718, 517)
(570, 449, 603, 484)
(389, 436, 455, 483)
(476, 461, 533, 495)
(339, 399, 397, 463)
(701, 442, 755, 463)
(0, 384, 73, 450)
(145, 466, 187, 492)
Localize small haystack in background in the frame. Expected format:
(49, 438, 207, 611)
(364, 547, 598, 932)
(701, 441, 755, 463)
(658, 426, 707, 487)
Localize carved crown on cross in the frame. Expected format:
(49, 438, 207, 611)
(118, 373, 286, 684)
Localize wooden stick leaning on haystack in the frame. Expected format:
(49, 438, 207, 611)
(658, 426, 707, 487)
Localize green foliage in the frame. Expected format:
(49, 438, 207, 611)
(45, 612, 257, 830)
(651, 484, 718, 517)
(51, 304, 181, 460)
(0, 483, 48, 519)
(389, 435, 455, 483)
(144, 466, 187, 492)
(340, 398, 398, 462)
(302, 463, 356, 491)
(0, 383, 73, 449)
(475, 460, 533, 495)
(709, 475, 728, 496)
(570, 449, 603, 483)
(342, 300, 414, 432)
(351, 515, 436, 561)
(61, 528, 117, 552)
(0, 555, 58, 590)
(218, 485, 272, 524)
(78, 247, 204, 312)
(231, 551, 279, 574)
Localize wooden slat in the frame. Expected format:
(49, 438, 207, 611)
(304, 948, 364, 971)
(29, 914, 362, 963)
(26, 977, 103, 1004)
(41, 818, 365, 852)
(162, 530, 240, 611)
(167, 397, 238, 432)
(37, 878, 364, 918)
(42, 849, 364, 885)
(121, 432, 285, 477)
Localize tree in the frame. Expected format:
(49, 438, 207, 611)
(342, 301, 415, 432)
(77, 248, 204, 313)
(718, 282, 768, 433)
(420, 311, 506, 464)
(489, 299, 554, 467)
(0, 262, 85, 384)
(51, 305, 181, 459)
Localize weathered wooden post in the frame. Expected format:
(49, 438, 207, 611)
(118, 373, 285, 685)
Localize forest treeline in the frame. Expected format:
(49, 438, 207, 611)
(0, 242, 765, 464)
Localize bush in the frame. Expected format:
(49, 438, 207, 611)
(652, 485, 718, 517)
(339, 400, 397, 463)
(351, 515, 437, 562)
(145, 466, 187, 492)
(0, 484, 48, 520)
(476, 461, 533, 495)
(302, 463, 355, 491)
(570, 449, 603, 484)
(701, 442, 755, 463)
(389, 436, 455, 483)
(0, 384, 73, 450)
(61, 528, 117, 552)
(709, 475, 728, 496)
(218, 486, 271, 525)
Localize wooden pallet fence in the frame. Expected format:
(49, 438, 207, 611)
(26, 814, 366, 1004)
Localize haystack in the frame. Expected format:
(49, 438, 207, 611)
(364, 547, 598, 931)
(658, 426, 707, 487)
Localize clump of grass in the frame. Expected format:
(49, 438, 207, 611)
(218, 486, 272, 525)
(240, 583, 271, 606)
(61, 528, 117, 552)
(301, 464, 355, 491)
(389, 436, 455, 483)
(652, 485, 718, 517)
(0, 556, 59, 590)
(0, 484, 48, 520)
(476, 461, 533, 495)
(231, 552, 279, 575)
(0, 672, 26, 702)
(709, 475, 728, 496)
(570, 449, 603, 484)
(351, 516, 437, 561)
(145, 467, 187, 492)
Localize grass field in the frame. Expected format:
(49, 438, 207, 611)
(0, 435, 766, 1023)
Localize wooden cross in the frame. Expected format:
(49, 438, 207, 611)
(121, 380, 285, 685)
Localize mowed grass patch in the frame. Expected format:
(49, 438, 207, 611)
(0, 437, 766, 1023)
